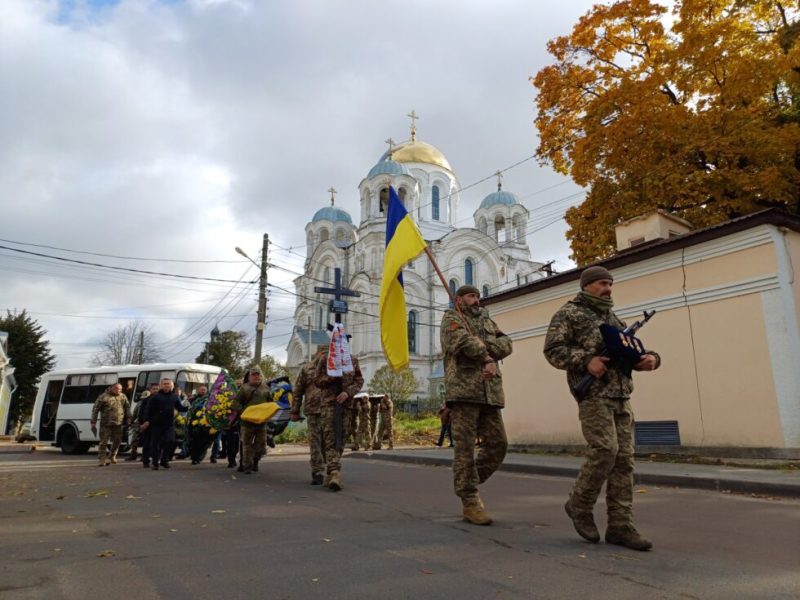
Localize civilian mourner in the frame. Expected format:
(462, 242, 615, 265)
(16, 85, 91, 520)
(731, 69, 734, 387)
(140, 378, 185, 471)
(440, 284, 513, 526)
(543, 266, 660, 551)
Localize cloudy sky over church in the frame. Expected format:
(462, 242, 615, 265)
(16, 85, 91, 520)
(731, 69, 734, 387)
(0, 0, 595, 368)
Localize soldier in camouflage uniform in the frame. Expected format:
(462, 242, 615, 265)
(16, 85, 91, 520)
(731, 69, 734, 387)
(233, 366, 272, 474)
(291, 344, 328, 485)
(125, 390, 150, 461)
(543, 266, 660, 551)
(440, 285, 513, 525)
(313, 352, 364, 491)
(355, 394, 371, 450)
(369, 396, 381, 450)
(90, 382, 131, 466)
(377, 395, 394, 450)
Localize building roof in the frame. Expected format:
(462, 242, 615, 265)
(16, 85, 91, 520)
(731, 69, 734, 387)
(294, 328, 331, 345)
(379, 138, 452, 172)
(367, 159, 410, 179)
(483, 209, 800, 306)
(312, 205, 353, 224)
(479, 189, 520, 210)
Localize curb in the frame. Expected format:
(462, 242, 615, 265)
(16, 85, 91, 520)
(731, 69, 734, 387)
(0, 445, 37, 454)
(349, 452, 800, 499)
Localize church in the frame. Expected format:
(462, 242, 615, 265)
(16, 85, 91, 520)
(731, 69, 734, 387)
(286, 114, 548, 398)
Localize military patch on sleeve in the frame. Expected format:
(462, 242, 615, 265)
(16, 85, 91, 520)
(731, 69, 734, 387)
(449, 321, 460, 331)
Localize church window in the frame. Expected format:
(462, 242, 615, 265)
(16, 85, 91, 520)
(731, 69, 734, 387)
(335, 228, 346, 243)
(482, 284, 490, 298)
(516, 274, 521, 286)
(465, 258, 474, 285)
(432, 186, 440, 221)
(449, 279, 457, 308)
(407, 310, 417, 354)
(319, 228, 329, 242)
(323, 266, 331, 284)
(514, 214, 525, 242)
(494, 216, 506, 243)
(379, 187, 389, 213)
(398, 187, 407, 203)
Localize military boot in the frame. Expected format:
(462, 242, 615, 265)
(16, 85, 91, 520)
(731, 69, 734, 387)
(462, 497, 492, 526)
(605, 525, 653, 551)
(564, 499, 600, 543)
(327, 471, 343, 491)
(311, 473, 324, 485)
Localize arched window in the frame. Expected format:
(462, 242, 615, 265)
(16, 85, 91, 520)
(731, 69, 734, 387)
(407, 310, 417, 354)
(319, 228, 329, 242)
(335, 228, 346, 243)
(514, 214, 525, 242)
(465, 258, 474, 286)
(398, 187, 407, 203)
(494, 216, 506, 243)
(432, 186, 440, 221)
(482, 284, 490, 298)
(516, 274, 521, 286)
(379, 187, 389, 213)
(323, 266, 331, 284)
(449, 279, 457, 308)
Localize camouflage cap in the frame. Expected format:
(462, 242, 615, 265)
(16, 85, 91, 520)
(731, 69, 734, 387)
(579, 266, 613, 289)
(248, 365, 263, 375)
(456, 284, 480, 297)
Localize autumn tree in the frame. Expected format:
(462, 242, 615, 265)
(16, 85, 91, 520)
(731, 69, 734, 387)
(195, 330, 251, 379)
(91, 321, 162, 366)
(533, 0, 800, 264)
(0, 310, 55, 428)
(368, 365, 420, 404)
(257, 354, 288, 382)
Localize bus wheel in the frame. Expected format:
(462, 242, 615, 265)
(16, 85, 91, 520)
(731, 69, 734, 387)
(59, 426, 81, 455)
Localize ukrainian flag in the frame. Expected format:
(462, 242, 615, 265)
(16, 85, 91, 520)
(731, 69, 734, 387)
(379, 186, 427, 371)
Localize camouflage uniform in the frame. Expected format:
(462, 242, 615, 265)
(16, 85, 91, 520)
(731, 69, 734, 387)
(91, 390, 130, 465)
(440, 306, 512, 504)
(233, 381, 271, 472)
(356, 396, 371, 450)
(543, 293, 661, 529)
(292, 358, 326, 479)
(313, 355, 364, 479)
(377, 396, 394, 449)
(369, 398, 380, 449)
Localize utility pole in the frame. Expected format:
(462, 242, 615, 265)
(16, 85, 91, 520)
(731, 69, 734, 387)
(253, 233, 269, 364)
(136, 330, 144, 364)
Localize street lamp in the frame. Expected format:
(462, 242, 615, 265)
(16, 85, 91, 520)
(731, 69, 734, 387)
(235, 235, 268, 364)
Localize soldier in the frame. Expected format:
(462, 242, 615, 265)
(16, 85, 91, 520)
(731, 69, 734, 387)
(313, 351, 364, 491)
(125, 390, 150, 462)
(233, 365, 271, 475)
(354, 394, 371, 451)
(440, 285, 512, 525)
(291, 344, 328, 485)
(90, 382, 131, 466)
(544, 266, 660, 551)
(377, 395, 394, 450)
(369, 395, 381, 450)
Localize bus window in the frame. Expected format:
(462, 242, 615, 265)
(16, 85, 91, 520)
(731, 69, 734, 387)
(177, 370, 212, 396)
(88, 373, 119, 404)
(136, 371, 176, 395)
(61, 374, 92, 404)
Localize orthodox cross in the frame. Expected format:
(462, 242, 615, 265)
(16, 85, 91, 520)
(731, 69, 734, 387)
(328, 186, 337, 206)
(495, 169, 504, 191)
(314, 267, 360, 324)
(385, 137, 396, 158)
(407, 109, 419, 141)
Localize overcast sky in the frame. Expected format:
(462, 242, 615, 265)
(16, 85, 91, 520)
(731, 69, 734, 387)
(0, 0, 596, 369)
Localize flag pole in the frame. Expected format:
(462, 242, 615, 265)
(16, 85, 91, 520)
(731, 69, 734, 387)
(422, 246, 476, 336)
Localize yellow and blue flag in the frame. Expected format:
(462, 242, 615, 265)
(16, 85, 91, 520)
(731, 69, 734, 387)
(379, 186, 427, 371)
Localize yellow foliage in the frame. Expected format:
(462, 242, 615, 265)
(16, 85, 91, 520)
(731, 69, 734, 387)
(533, 0, 800, 264)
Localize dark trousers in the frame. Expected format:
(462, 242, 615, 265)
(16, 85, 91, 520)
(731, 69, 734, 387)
(140, 429, 152, 465)
(437, 423, 454, 446)
(149, 425, 175, 466)
(225, 427, 240, 466)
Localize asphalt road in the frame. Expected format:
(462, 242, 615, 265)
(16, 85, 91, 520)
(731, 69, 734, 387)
(1, 448, 798, 600)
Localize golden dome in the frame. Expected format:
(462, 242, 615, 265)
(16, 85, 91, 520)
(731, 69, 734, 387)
(388, 139, 452, 172)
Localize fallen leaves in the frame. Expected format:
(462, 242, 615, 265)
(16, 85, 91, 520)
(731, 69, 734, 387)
(211, 510, 226, 514)
(322, 538, 332, 543)
(420, 569, 433, 575)
(125, 494, 142, 500)
(84, 489, 109, 498)
(96, 550, 116, 558)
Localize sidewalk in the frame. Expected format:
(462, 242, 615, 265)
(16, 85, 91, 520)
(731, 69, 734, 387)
(349, 447, 800, 498)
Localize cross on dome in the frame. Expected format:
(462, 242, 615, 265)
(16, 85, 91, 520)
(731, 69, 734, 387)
(407, 109, 419, 141)
(328, 186, 337, 206)
(385, 137, 396, 158)
(495, 170, 504, 191)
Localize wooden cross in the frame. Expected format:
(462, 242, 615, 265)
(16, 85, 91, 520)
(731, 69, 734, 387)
(495, 169, 504, 191)
(314, 268, 361, 324)
(407, 109, 419, 141)
(385, 137, 396, 157)
(328, 186, 337, 206)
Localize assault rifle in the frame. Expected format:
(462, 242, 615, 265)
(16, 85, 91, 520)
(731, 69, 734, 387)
(571, 310, 656, 402)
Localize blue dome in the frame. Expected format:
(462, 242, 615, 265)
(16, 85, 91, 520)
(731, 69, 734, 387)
(479, 190, 519, 210)
(312, 206, 352, 224)
(367, 159, 409, 179)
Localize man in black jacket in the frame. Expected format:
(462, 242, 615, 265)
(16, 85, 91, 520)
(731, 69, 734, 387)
(140, 378, 184, 470)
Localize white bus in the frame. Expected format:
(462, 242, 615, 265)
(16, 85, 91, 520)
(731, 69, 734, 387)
(30, 363, 222, 454)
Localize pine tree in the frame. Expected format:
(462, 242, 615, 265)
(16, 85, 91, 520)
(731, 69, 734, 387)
(0, 310, 56, 428)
